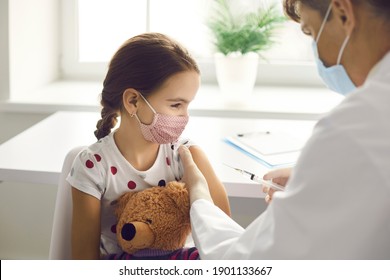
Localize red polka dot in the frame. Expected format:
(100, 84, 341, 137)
(111, 166, 117, 175)
(111, 224, 117, 233)
(94, 154, 101, 162)
(127, 181, 137, 189)
(86, 160, 94, 168)
(166, 157, 171, 166)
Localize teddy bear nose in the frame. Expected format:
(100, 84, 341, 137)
(121, 223, 136, 241)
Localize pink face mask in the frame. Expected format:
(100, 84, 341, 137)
(135, 94, 189, 144)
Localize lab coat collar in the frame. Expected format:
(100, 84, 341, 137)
(366, 50, 390, 81)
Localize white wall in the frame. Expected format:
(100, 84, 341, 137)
(0, 0, 10, 101)
(0, 112, 55, 260)
(229, 197, 267, 228)
(0, 181, 57, 259)
(8, 0, 60, 100)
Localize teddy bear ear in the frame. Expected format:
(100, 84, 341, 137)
(114, 191, 137, 218)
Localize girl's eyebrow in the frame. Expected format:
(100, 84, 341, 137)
(166, 98, 191, 103)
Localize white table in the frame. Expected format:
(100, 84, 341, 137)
(0, 111, 316, 198)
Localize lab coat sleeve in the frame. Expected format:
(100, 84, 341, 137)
(191, 198, 282, 259)
(190, 199, 245, 259)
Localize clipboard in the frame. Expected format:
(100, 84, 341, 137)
(224, 130, 305, 168)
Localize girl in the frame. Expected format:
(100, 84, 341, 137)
(67, 33, 231, 259)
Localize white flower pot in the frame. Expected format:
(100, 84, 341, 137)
(214, 52, 259, 104)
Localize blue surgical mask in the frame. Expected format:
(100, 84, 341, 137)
(312, 4, 356, 95)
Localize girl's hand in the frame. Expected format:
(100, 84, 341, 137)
(262, 167, 292, 203)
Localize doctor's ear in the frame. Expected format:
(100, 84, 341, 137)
(332, 0, 356, 35)
(122, 88, 139, 114)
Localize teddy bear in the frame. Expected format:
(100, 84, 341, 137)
(107, 181, 199, 260)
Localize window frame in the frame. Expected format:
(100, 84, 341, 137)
(61, 0, 323, 86)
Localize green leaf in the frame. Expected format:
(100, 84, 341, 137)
(207, 0, 286, 55)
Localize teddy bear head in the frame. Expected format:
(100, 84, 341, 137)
(114, 181, 191, 254)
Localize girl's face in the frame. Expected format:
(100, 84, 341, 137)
(137, 70, 200, 125)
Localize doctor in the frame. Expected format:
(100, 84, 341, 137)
(179, 0, 390, 259)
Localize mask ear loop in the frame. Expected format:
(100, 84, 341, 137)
(336, 35, 350, 65)
(138, 93, 157, 114)
(316, 4, 333, 43)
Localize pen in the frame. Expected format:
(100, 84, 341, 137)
(224, 164, 285, 191)
(237, 131, 271, 137)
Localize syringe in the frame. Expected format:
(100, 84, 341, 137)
(224, 164, 285, 192)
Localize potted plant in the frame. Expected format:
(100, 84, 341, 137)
(207, 0, 285, 102)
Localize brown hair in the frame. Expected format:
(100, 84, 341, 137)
(283, 0, 390, 22)
(94, 33, 200, 140)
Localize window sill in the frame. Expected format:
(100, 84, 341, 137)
(0, 80, 343, 120)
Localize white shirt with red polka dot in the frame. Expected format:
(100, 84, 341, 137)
(66, 131, 194, 255)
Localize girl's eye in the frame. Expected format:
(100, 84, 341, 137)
(171, 103, 181, 108)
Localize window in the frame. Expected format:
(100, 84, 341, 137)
(2, 0, 340, 116)
(61, 0, 322, 86)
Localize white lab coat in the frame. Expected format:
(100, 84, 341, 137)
(190, 51, 390, 259)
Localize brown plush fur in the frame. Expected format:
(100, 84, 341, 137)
(115, 181, 191, 254)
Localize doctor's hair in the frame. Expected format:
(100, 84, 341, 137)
(283, 0, 330, 22)
(94, 32, 200, 140)
(283, 0, 390, 23)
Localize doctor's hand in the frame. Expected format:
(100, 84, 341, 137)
(262, 167, 292, 203)
(178, 145, 213, 205)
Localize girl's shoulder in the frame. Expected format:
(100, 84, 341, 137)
(81, 133, 115, 156)
(160, 137, 197, 160)
(167, 137, 196, 152)
(74, 133, 117, 168)
(90, 132, 114, 150)
(159, 138, 197, 180)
